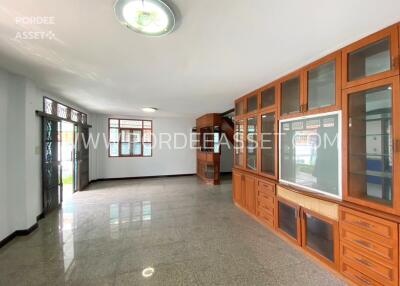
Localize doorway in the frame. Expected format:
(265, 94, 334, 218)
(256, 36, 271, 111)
(61, 121, 75, 201)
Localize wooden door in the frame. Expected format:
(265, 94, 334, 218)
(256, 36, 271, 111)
(42, 117, 62, 214)
(244, 174, 256, 214)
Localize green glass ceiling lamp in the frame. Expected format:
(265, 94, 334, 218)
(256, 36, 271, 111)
(114, 0, 176, 36)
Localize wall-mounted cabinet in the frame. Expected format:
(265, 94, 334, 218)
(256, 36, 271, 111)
(235, 100, 245, 116)
(247, 93, 259, 114)
(260, 86, 276, 110)
(279, 73, 302, 118)
(342, 25, 399, 89)
(342, 76, 400, 215)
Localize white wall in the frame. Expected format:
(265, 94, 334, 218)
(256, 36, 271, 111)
(92, 114, 196, 179)
(0, 68, 92, 241)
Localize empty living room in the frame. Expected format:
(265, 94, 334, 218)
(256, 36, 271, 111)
(1, 0, 400, 285)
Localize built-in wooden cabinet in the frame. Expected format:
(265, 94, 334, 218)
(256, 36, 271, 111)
(232, 22, 400, 286)
(343, 76, 400, 215)
(340, 207, 399, 286)
(234, 119, 244, 168)
(342, 25, 399, 89)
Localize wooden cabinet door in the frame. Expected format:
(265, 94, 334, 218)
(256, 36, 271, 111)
(276, 197, 301, 245)
(278, 72, 303, 119)
(244, 174, 256, 214)
(342, 25, 399, 89)
(233, 171, 242, 205)
(342, 76, 400, 215)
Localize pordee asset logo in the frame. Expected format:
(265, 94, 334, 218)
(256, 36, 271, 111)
(15, 31, 56, 40)
(14, 16, 56, 41)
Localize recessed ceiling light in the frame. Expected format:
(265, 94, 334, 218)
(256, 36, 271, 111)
(114, 0, 175, 36)
(142, 107, 158, 113)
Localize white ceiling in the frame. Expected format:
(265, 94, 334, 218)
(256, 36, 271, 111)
(0, 0, 399, 118)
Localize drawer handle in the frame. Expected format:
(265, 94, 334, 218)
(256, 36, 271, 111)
(355, 239, 371, 249)
(355, 220, 372, 229)
(355, 257, 372, 267)
(355, 274, 372, 285)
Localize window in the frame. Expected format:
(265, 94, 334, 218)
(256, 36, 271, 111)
(109, 118, 153, 157)
(43, 97, 88, 125)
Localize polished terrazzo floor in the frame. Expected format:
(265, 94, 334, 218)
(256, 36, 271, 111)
(0, 175, 347, 286)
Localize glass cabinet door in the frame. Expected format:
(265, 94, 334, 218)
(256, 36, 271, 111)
(302, 211, 336, 265)
(277, 200, 300, 243)
(280, 76, 301, 116)
(247, 94, 258, 113)
(261, 87, 275, 109)
(246, 117, 257, 170)
(343, 26, 399, 87)
(234, 120, 244, 167)
(261, 112, 275, 177)
(346, 81, 396, 209)
(307, 60, 337, 111)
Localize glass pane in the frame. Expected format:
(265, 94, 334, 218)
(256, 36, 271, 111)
(121, 143, 131, 155)
(143, 143, 152, 156)
(213, 133, 220, 153)
(120, 130, 131, 143)
(143, 130, 152, 143)
(281, 77, 300, 115)
(57, 104, 68, 119)
(110, 143, 119, 157)
(261, 113, 275, 175)
(234, 120, 244, 167)
(133, 143, 142, 155)
(280, 112, 340, 197)
(348, 37, 391, 81)
(81, 114, 87, 125)
(308, 60, 336, 110)
(246, 117, 257, 170)
(110, 128, 119, 142)
(132, 130, 142, 142)
(261, 87, 275, 108)
(120, 120, 142, 128)
(44, 98, 54, 115)
(247, 95, 258, 112)
(110, 119, 119, 128)
(349, 85, 393, 206)
(143, 121, 152, 129)
(71, 110, 79, 122)
(235, 101, 244, 116)
(278, 202, 297, 239)
(305, 213, 334, 261)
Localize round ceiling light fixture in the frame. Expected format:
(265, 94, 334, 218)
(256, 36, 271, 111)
(142, 107, 158, 113)
(114, 0, 175, 36)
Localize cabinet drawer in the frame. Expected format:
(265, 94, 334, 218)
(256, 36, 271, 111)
(341, 208, 397, 240)
(341, 228, 395, 263)
(257, 180, 275, 196)
(258, 204, 274, 217)
(341, 262, 383, 286)
(258, 192, 274, 207)
(342, 243, 396, 284)
(258, 209, 274, 227)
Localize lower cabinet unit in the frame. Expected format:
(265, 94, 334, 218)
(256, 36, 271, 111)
(339, 207, 399, 286)
(232, 169, 400, 286)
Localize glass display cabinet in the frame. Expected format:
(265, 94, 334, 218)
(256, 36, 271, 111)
(343, 76, 400, 214)
(280, 74, 302, 117)
(234, 119, 244, 168)
(260, 112, 276, 179)
(342, 25, 399, 88)
(247, 94, 258, 113)
(261, 86, 275, 110)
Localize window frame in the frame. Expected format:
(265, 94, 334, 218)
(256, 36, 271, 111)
(43, 96, 88, 125)
(108, 118, 153, 158)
